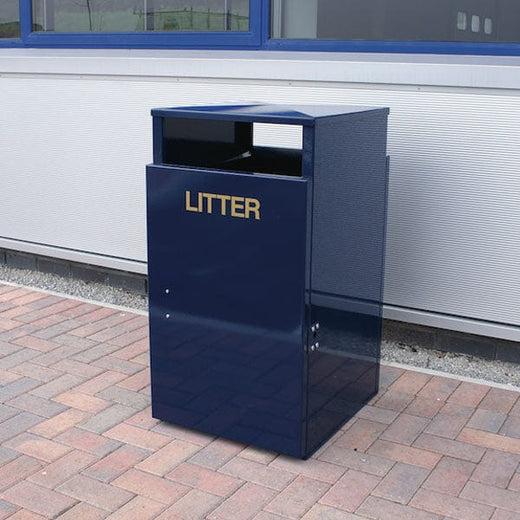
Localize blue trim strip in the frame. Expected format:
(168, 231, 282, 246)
(0, 40, 23, 48)
(1, 0, 520, 56)
(265, 37, 520, 57)
(22, 31, 260, 49)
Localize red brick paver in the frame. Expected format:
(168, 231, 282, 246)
(1, 282, 520, 518)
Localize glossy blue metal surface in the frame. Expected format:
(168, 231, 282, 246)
(147, 165, 309, 457)
(306, 306, 381, 455)
(151, 104, 384, 125)
(147, 103, 389, 458)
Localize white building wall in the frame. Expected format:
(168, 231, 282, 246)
(1, 49, 520, 340)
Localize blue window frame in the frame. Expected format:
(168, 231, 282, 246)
(3, 0, 262, 48)
(1, 0, 520, 55)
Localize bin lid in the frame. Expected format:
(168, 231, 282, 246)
(151, 103, 388, 125)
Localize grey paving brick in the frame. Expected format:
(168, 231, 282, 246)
(29, 374, 83, 399)
(10, 362, 63, 383)
(467, 409, 507, 433)
(0, 325, 38, 342)
(16, 300, 83, 325)
(0, 404, 19, 423)
(0, 341, 22, 357)
(0, 411, 44, 442)
(32, 345, 88, 367)
(96, 386, 150, 410)
(23, 295, 63, 310)
(6, 393, 68, 419)
(51, 334, 100, 350)
(0, 302, 15, 313)
(0, 446, 19, 465)
(33, 321, 88, 340)
(500, 416, 520, 440)
(0, 377, 42, 402)
(0, 499, 18, 518)
(92, 356, 143, 375)
(78, 404, 137, 434)
(71, 342, 122, 364)
(0, 348, 40, 370)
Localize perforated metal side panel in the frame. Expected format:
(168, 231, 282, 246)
(311, 112, 388, 305)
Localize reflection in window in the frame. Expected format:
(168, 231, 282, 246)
(0, 0, 20, 38)
(271, 0, 520, 43)
(471, 15, 480, 33)
(32, 1, 249, 33)
(456, 11, 467, 31)
(484, 17, 493, 35)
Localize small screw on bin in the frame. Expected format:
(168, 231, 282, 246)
(165, 313, 171, 319)
(165, 289, 170, 294)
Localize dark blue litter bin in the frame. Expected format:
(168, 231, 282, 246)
(146, 104, 389, 459)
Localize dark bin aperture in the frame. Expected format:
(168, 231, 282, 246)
(146, 103, 389, 459)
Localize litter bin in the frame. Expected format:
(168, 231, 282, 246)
(146, 104, 389, 459)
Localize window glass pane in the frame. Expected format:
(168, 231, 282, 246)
(32, 1, 249, 33)
(271, 0, 520, 43)
(0, 0, 20, 38)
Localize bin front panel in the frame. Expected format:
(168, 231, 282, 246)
(147, 165, 309, 457)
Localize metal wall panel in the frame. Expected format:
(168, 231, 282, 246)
(1, 67, 520, 336)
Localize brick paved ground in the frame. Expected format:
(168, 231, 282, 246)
(1, 282, 519, 520)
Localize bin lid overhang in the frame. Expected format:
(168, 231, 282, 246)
(151, 103, 388, 125)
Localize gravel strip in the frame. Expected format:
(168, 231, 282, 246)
(1, 264, 519, 389)
(0, 265, 148, 312)
(382, 340, 520, 388)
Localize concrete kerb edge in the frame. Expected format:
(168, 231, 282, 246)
(382, 359, 520, 393)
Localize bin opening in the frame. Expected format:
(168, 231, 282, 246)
(161, 118, 302, 177)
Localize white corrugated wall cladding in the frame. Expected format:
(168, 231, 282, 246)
(1, 70, 519, 330)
